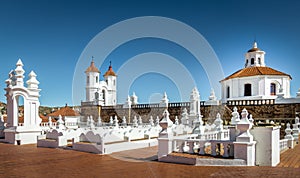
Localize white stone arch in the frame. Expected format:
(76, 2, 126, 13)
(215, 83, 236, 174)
(4, 60, 42, 145)
(12, 91, 29, 126)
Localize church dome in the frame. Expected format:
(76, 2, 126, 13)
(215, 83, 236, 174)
(247, 47, 261, 52)
(247, 41, 262, 52)
(104, 63, 117, 77)
(85, 60, 100, 73)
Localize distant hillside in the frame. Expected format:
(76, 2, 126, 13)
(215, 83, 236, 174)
(0, 102, 69, 116)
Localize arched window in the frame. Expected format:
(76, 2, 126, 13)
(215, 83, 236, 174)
(102, 90, 105, 105)
(251, 58, 254, 65)
(270, 83, 276, 95)
(16, 95, 25, 125)
(258, 58, 261, 65)
(87, 76, 90, 84)
(113, 79, 116, 86)
(244, 84, 252, 96)
(96, 76, 98, 83)
(226, 86, 230, 98)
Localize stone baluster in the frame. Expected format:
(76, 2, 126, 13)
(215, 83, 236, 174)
(223, 143, 229, 157)
(193, 142, 200, 153)
(183, 141, 189, 153)
(199, 142, 205, 155)
(211, 142, 217, 156)
(188, 141, 194, 153)
(178, 140, 184, 152)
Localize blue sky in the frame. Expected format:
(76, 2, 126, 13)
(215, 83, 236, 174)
(0, 0, 300, 106)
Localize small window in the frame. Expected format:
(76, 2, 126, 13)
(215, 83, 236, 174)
(87, 76, 90, 84)
(258, 58, 261, 65)
(96, 76, 98, 83)
(245, 59, 248, 67)
(102, 90, 105, 105)
(113, 79, 116, 86)
(226, 86, 230, 98)
(251, 58, 254, 65)
(270, 83, 276, 95)
(95, 92, 99, 100)
(244, 84, 252, 96)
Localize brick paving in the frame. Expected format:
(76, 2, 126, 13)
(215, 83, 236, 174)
(0, 142, 299, 178)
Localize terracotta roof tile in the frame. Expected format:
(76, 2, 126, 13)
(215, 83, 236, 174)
(221, 66, 291, 81)
(48, 106, 80, 117)
(104, 65, 117, 77)
(85, 61, 100, 73)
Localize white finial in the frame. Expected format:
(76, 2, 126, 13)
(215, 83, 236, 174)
(132, 115, 138, 127)
(253, 41, 257, 48)
(174, 116, 179, 125)
(149, 116, 154, 126)
(122, 116, 126, 124)
(27, 71, 40, 89)
(16, 59, 23, 66)
(209, 89, 216, 100)
(214, 113, 223, 131)
(14, 59, 25, 86)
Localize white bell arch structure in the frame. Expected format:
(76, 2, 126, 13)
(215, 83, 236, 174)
(4, 59, 42, 145)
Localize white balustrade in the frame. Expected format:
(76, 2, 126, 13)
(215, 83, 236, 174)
(279, 139, 288, 152)
(172, 138, 234, 158)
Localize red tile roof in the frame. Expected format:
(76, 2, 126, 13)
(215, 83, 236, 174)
(85, 61, 100, 73)
(48, 106, 80, 117)
(221, 66, 291, 81)
(104, 65, 117, 77)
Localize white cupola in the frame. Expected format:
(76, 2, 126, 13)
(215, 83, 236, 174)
(244, 41, 266, 68)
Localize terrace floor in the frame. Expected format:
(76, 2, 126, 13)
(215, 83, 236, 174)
(0, 141, 299, 178)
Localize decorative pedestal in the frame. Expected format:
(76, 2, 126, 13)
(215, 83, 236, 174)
(4, 126, 42, 145)
(158, 109, 173, 160)
(233, 108, 256, 166)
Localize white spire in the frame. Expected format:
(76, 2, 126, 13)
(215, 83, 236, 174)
(26, 71, 40, 89)
(15, 59, 25, 86)
(253, 41, 257, 48)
